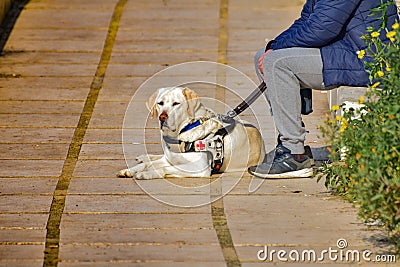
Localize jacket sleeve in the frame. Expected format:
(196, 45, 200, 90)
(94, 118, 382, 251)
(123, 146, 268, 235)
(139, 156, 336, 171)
(271, 0, 362, 49)
(272, 0, 313, 41)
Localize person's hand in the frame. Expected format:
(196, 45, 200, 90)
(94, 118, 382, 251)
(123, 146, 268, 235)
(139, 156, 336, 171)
(258, 49, 272, 76)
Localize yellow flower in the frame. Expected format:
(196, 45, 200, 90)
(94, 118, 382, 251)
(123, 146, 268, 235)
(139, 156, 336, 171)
(389, 114, 395, 120)
(336, 115, 341, 121)
(390, 37, 395, 42)
(387, 31, 396, 38)
(386, 67, 392, 72)
(372, 147, 376, 153)
(377, 70, 384, 77)
(332, 105, 340, 111)
(393, 23, 399, 30)
(357, 50, 365, 59)
(341, 117, 348, 127)
(358, 96, 364, 104)
(339, 118, 349, 133)
(371, 82, 380, 88)
(371, 31, 380, 38)
(356, 152, 361, 159)
(340, 118, 348, 133)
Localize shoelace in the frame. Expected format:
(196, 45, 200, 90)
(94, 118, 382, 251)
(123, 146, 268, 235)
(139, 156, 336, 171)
(261, 145, 291, 165)
(272, 146, 292, 162)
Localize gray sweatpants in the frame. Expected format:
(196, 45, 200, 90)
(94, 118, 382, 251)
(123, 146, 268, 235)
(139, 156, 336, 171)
(254, 47, 324, 154)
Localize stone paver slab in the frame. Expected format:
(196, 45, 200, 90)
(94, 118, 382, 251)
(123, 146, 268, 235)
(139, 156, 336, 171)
(61, 213, 213, 230)
(28, 0, 120, 9)
(0, 128, 74, 144)
(113, 39, 218, 52)
(6, 40, 105, 52)
(0, 214, 49, 229)
(0, 229, 46, 243)
(0, 195, 52, 213)
(8, 9, 112, 30)
(60, 228, 218, 244)
(0, 52, 100, 65)
(64, 194, 210, 214)
(73, 159, 128, 177)
(79, 144, 125, 160)
(83, 129, 160, 144)
(6, 29, 107, 42)
(92, 101, 129, 116)
(0, 76, 92, 90)
(0, 64, 98, 77)
(0, 100, 84, 114)
(59, 243, 224, 262)
(69, 177, 216, 196)
(68, 178, 143, 195)
(0, 144, 69, 159)
(110, 50, 218, 64)
(0, 87, 90, 101)
(0, 178, 57, 194)
(0, 245, 44, 260)
(0, 160, 64, 177)
(226, 176, 328, 195)
(0, 114, 80, 128)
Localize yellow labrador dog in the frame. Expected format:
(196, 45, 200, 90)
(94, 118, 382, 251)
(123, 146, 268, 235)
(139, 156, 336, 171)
(118, 87, 265, 179)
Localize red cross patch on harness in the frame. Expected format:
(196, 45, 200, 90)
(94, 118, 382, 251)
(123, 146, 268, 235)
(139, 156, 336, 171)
(194, 140, 206, 151)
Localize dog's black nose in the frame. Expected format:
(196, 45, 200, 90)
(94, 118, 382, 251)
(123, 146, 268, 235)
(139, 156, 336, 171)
(159, 111, 168, 122)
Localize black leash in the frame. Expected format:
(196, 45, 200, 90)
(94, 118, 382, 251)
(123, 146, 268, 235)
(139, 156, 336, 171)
(219, 81, 313, 122)
(219, 82, 267, 122)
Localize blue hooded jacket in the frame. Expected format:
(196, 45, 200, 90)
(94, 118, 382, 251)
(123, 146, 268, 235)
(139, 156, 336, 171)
(270, 0, 399, 87)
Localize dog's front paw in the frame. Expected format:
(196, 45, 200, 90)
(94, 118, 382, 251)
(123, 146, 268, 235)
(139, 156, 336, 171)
(136, 154, 148, 163)
(135, 170, 163, 180)
(117, 168, 134, 178)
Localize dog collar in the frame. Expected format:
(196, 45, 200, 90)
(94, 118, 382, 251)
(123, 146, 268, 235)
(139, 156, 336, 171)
(179, 120, 201, 134)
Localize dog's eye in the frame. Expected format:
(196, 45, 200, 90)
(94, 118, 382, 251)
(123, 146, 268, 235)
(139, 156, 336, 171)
(172, 102, 180, 106)
(157, 101, 164, 106)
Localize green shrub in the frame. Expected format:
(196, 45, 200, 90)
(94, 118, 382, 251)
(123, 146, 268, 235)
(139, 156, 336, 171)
(318, 3, 400, 248)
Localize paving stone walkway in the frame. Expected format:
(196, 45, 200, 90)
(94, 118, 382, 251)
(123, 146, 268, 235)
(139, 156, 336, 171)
(0, 0, 397, 266)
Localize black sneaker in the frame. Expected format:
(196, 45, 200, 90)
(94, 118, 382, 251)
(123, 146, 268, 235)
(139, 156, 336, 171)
(276, 133, 315, 166)
(262, 145, 314, 166)
(248, 145, 313, 179)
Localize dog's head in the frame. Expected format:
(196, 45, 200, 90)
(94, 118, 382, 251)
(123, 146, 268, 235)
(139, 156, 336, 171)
(146, 87, 201, 134)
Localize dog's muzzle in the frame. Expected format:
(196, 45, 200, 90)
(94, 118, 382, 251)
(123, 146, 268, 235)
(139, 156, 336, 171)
(159, 111, 168, 122)
(159, 111, 168, 128)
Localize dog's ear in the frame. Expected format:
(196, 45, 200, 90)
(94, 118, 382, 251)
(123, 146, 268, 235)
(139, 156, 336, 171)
(182, 87, 200, 117)
(146, 90, 159, 118)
